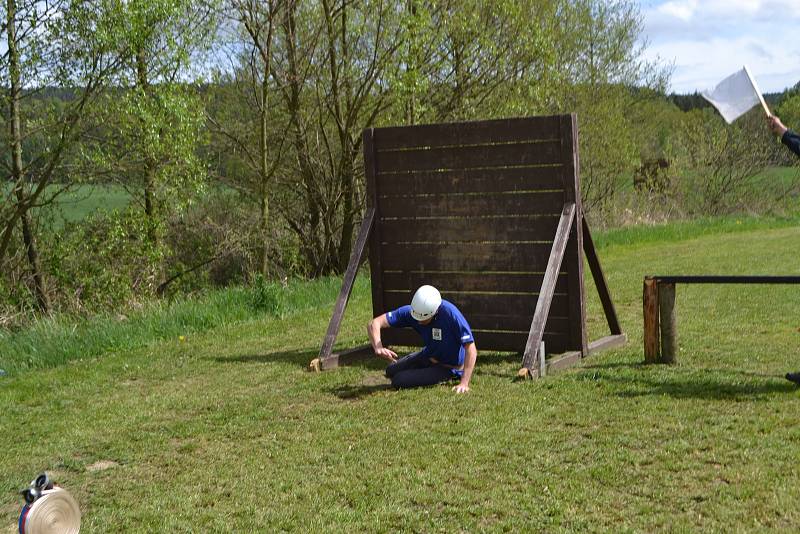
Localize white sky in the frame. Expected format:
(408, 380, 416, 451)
(641, 0, 800, 94)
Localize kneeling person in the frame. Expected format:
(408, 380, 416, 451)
(368, 285, 477, 393)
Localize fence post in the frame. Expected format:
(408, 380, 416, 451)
(658, 282, 677, 364)
(643, 277, 660, 363)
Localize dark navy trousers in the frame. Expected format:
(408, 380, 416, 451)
(385, 351, 456, 389)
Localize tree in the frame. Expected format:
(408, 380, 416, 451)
(1, 0, 127, 311)
(82, 0, 217, 295)
(675, 108, 785, 215)
(207, 0, 288, 278)
(548, 0, 668, 213)
(271, 0, 401, 276)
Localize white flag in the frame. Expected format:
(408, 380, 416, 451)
(701, 66, 769, 124)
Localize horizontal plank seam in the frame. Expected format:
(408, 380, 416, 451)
(380, 215, 561, 221)
(383, 270, 568, 275)
(375, 139, 561, 152)
(377, 164, 564, 175)
(380, 243, 561, 247)
(384, 289, 569, 296)
(379, 190, 565, 198)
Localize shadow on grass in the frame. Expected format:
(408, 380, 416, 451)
(593, 371, 797, 400)
(580, 360, 644, 371)
(212, 347, 387, 371)
(212, 348, 317, 367)
(329, 382, 394, 399)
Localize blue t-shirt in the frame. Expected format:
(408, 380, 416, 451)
(386, 299, 474, 373)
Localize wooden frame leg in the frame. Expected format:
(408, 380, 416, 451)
(658, 282, 677, 364)
(520, 202, 575, 374)
(643, 277, 660, 363)
(314, 208, 375, 371)
(310, 344, 375, 372)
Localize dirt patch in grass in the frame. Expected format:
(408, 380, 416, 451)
(86, 460, 119, 472)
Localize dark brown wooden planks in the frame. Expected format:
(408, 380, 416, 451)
(376, 141, 562, 173)
(379, 242, 555, 272)
(377, 167, 565, 196)
(382, 271, 569, 294)
(378, 191, 564, 218)
(382, 291, 570, 318)
(382, 327, 569, 354)
(380, 216, 561, 244)
(373, 116, 562, 151)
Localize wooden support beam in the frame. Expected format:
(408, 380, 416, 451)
(658, 282, 677, 364)
(582, 216, 622, 335)
(310, 345, 375, 372)
(587, 334, 627, 355)
(643, 277, 660, 363)
(650, 275, 800, 284)
(516, 350, 582, 380)
(560, 115, 588, 355)
(520, 202, 575, 373)
(545, 350, 582, 373)
(317, 208, 376, 361)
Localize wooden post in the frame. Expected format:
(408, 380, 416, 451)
(643, 277, 659, 363)
(658, 282, 677, 364)
(560, 114, 588, 356)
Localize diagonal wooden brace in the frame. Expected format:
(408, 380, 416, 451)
(520, 202, 576, 374)
(582, 216, 622, 336)
(317, 208, 375, 363)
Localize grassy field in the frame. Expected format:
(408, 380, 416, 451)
(44, 184, 133, 225)
(2, 221, 800, 532)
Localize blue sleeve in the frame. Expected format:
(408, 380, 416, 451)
(386, 305, 414, 328)
(782, 130, 800, 158)
(453, 308, 474, 345)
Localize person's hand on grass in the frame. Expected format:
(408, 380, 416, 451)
(374, 347, 397, 363)
(452, 383, 470, 394)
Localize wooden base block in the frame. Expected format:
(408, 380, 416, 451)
(516, 367, 540, 380)
(313, 345, 375, 371)
(518, 333, 627, 380)
(587, 334, 627, 355)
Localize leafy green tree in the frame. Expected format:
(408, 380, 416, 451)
(390, 0, 561, 124)
(83, 0, 217, 294)
(1, 0, 127, 311)
(207, 0, 288, 278)
(271, 0, 402, 276)
(674, 108, 784, 215)
(554, 0, 669, 214)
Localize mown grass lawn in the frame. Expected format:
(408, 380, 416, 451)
(3, 223, 800, 532)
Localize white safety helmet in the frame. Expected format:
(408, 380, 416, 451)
(410, 285, 441, 322)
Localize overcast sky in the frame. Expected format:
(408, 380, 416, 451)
(640, 0, 799, 94)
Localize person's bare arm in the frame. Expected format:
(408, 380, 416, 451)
(453, 342, 477, 393)
(367, 314, 397, 362)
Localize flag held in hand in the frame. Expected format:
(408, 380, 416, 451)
(701, 65, 771, 124)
